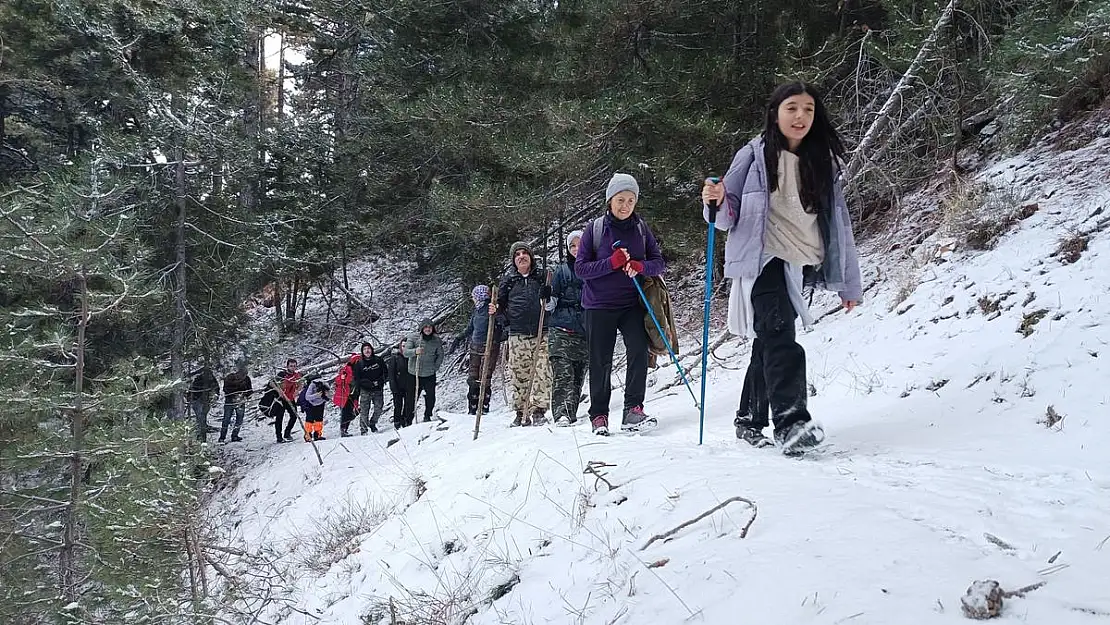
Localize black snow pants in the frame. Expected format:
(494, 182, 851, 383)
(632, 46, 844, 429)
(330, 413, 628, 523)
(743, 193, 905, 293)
(737, 258, 812, 434)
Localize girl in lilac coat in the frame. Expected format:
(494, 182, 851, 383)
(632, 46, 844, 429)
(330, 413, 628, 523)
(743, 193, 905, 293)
(702, 82, 862, 455)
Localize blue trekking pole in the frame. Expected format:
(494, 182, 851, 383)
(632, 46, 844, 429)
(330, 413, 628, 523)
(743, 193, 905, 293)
(615, 240, 700, 408)
(699, 177, 720, 445)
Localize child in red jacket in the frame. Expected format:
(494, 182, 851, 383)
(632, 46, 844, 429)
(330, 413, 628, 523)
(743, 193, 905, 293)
(333, 354, 360, 437)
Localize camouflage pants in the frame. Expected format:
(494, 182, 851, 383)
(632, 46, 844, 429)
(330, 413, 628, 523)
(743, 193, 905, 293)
(548, 328, 588, 422)
(467, 341, 500, 413)
(507, 334, 551, 413)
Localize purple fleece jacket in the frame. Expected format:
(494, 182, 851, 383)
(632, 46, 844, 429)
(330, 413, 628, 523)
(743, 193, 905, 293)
(575, 212, 665, 310)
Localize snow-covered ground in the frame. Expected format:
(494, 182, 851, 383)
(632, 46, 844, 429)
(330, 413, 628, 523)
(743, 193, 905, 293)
(206, 137, 1110, 624)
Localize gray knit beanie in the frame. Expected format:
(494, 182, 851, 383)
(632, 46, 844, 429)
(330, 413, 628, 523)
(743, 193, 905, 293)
(566, 229, 583, 252)
(509, 241, 533, 259)
(605, 173, 640, 203)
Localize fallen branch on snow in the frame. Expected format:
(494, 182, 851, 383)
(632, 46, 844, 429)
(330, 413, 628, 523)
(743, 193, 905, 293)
(583, 460, 619, 491)
(640, 495, 758, 551)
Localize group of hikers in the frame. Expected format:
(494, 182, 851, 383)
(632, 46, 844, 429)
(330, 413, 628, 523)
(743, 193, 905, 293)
(187, 325, 446, 443)
(187, 81, 863, 455)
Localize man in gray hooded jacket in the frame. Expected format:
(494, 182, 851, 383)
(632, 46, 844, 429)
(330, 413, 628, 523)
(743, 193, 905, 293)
(402, 318, 445, 422)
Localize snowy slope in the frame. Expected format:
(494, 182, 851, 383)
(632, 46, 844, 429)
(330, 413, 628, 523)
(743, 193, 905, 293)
(206, 138, 1110, 624)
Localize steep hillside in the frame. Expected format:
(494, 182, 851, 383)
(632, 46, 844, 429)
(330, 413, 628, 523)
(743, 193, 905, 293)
(203, 136, 1110, 625)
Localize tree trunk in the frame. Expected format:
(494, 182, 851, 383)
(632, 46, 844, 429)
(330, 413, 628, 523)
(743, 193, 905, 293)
(277, 35, 286, 116)
(299, 280, 309, 322)
(240, 33, 261, 210)
(171, 149, 188, 420)
(844, 0, 959, 187)
(59, 268, 89, 604)
(341, 238, 351, 309)
(286, 279, 297, 324)
(274, 278, 285, 335)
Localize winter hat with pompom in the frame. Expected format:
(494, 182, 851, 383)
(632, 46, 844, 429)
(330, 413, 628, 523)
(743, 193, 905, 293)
(471, 284, 490, 301)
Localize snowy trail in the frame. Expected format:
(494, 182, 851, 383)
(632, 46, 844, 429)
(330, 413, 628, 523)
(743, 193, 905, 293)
(206, 139, 1110, 623)
(205, 395, 1110, 624)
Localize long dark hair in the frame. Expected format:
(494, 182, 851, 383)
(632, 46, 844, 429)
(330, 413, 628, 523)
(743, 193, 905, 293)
(762, 82, 846, 214)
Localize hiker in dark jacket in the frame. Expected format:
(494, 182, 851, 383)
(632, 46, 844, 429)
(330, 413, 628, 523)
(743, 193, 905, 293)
(352, 342, 388, 434)
(187, 366, 219, 441)
(386, 343, 412, 428)
(402, 319, 445, 423)
(258, 387, 288, 444)
(452, 285, 505, 415)
(493, 241, 552, 426)
(575, 173, 665, 436)
(219, 364, 252, 443)
(701, 81, 861, 456)
(547, 230, 588, 426)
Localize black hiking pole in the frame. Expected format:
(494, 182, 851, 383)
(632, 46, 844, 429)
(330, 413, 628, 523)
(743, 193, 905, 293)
(473, 283, 498, 440)
(699, 177, 720, 445)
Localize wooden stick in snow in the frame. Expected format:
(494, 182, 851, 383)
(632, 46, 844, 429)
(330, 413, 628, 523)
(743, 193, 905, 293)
(640, 496, 758, 550)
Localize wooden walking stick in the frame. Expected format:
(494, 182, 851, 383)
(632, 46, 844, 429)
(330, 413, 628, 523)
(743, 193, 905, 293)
(473, 283, 498, 440)
(411, 339, 424, 424)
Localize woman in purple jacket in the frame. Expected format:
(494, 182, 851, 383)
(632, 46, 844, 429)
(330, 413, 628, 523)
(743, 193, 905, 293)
(701, 81, 862, 456)
(575, 173, 666, 436)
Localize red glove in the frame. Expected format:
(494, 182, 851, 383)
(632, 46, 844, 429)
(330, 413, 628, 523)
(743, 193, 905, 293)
(627, 260, 644, 274)
(609, 249, 629, 270)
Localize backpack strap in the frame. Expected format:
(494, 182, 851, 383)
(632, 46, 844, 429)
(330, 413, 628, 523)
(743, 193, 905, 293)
(592, 215, 648, 255)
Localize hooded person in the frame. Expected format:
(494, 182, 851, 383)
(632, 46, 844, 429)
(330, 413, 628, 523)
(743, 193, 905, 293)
(187, 365, 219, 441)
(386, 341, 412, 428)
(575, 173, 666, 436)
(333, 353, 361, 437)
(219, 363, 253, 443)
(492, 241, 552, 426)
(402, 318, 445, 423)
(546, 230, 588, 426)
(452, 284, 506, 415)
(301, 376, 329, 441)
(352, 341, 388, 434)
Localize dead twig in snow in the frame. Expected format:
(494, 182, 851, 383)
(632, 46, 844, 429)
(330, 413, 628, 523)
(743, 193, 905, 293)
(983, 533, 1016, 551)
(640, 496, 757, 550)
(583, 460, 619, 491)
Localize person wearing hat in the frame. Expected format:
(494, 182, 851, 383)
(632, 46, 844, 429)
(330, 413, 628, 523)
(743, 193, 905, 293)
(491, 241, 552, 426)
(352, 342, 388, 434)
(574, 173, 666, 436)
(451, 285, 506, 415)
(546, 230, 588, 426)
(386, 341, 413, 428)
(402, 318, 445, 423)
(218, 362, 252, 443)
